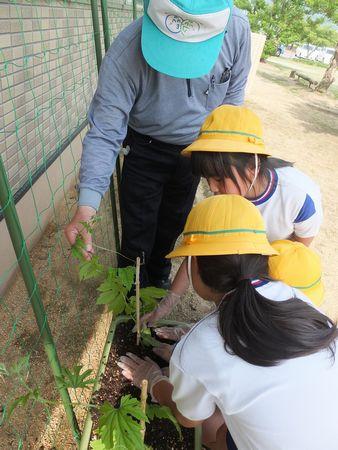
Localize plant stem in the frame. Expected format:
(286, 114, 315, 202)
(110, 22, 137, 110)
(136, 256, 141, 345)
(140, 379, 148, 441)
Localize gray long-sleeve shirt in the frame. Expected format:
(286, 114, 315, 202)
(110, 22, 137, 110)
(79, 8, 251, 210)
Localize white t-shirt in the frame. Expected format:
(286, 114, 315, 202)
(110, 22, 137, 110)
(169, 281, 338, 450)
(251, 167, 323, 241)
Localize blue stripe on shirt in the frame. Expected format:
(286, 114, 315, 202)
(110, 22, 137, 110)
(294, 194, 316, 223)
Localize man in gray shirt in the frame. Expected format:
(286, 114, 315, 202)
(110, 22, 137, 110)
(65, 0, 251, 287)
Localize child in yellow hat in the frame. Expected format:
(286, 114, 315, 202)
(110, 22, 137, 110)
(184, 104, 323, 245)
(119, 195, 337, 450)
(268, 239, 324, 307)
(152, 237, 324, 353)
(140, 105, 323, 328)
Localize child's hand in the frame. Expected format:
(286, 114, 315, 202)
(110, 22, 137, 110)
(117, 353, 168, 401)
(152, 343, 174, 363)
(154, 325, 191, 341)
(138, 291, 182, 329)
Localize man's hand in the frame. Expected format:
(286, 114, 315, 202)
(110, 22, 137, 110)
(64, 206, 96, 260)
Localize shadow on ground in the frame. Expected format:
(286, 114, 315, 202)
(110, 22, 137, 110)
(288, 101, 338, 137)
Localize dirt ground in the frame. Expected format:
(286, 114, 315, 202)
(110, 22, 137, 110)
(1, 60, 337, 449)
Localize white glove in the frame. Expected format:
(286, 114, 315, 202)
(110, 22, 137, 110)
(152, 343, 174, 363)
(118, 353, 168, 402)
(139, 291, 182, 328)
(154, 325, 191, 341)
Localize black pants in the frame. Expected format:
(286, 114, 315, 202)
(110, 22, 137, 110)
(118, 128, 200, 287)
(226, 431, 238, 450)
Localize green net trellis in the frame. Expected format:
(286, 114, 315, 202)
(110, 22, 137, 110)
(0, 0, 142, 448)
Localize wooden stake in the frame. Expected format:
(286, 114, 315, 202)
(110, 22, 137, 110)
(140, 379, 148, 441)
(135, 256, 141, 345)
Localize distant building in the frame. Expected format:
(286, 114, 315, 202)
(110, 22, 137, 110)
(295, 44, 335, 65)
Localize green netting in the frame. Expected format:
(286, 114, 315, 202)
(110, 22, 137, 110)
(0, 0, 142, 448)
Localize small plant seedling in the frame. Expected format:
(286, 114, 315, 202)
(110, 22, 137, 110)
(72, 223, 167, 322)
(92, 395, 180, 449)
(96, 266, 136, 315)
(125, 286, 167, 318)
(139, 328, 162, 348)
(97, 395, 148, 450)
(5, 388, 51, 422)
(56, 365, 95, 390)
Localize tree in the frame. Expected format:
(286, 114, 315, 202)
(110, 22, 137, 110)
(315, 43, 338, 92)
(307, 0, 338, 92)
(236, 0, 338, 91)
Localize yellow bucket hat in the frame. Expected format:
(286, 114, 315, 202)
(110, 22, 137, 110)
(167, 195, 277, 258)
(182, 105, 270, 156)
(269, 240, 324, 307)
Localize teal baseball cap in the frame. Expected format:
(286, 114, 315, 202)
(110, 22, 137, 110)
(141, 0, 233, 79)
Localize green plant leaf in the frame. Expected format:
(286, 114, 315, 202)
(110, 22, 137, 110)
(79, 256, 105, 281)
(139, 287, 166, 314)
(97, 291, 126, 315)
(6, 393, 31, 420)
(0, 363, 8, 377)
(56, 365, 95, 390)
(97, 276, 127, 315)
(140, 287, 167, 301)
(106, 294, 126, 315)
(146, 404, 182, 439)
(140, 328, 162, 348)
(125, 296, 136, 317)
(119, 395, 149, 422)
(89, 439, 106, 450)
(71, 235, 86, 260)
(98, 396, 148, 450)
(80, 216, 101, 234)
(5, 388, 47, 421)
(10, 355, 30, 377)
(118, 266, 135, 292)
(97, 274, 125, 295)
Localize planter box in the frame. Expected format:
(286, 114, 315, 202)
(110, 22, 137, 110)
(80, 315, 202, 450)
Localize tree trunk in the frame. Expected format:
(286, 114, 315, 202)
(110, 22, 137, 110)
(315, 43, 338, 93)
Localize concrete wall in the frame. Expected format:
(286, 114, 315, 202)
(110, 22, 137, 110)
(0, 0, 134, 194)
(0, 0, 136, 292)
(0, 130, 84, 293)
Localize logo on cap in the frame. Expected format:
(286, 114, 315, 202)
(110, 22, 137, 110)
(147, 0, 231, 43)
(165, 14, 201, 36)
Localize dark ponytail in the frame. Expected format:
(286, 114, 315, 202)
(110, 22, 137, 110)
(196, 254, 338, 367)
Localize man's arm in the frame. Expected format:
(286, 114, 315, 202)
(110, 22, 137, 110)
(223, 15, 251, 106)
(64, 46, 137, 253)
(79, 51, 137, 210)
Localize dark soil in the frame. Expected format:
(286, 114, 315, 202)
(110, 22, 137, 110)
(92, 320, 195, 449)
